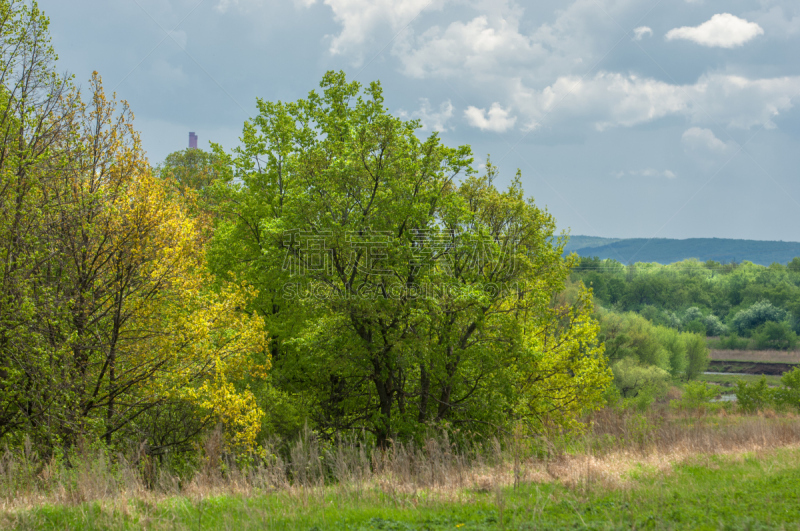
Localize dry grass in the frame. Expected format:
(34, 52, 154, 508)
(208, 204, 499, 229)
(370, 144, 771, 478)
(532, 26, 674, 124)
(2, 407, 800, 515)
(709, 349, 800, 364)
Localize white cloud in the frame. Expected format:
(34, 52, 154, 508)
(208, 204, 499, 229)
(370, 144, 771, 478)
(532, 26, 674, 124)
(308, 0, 447, 56)
(615, 169, 677, 179)
(681, 127, 729, 152)
(394, 0, 640, 81)
(511, 72, 800, 131)
(398, 99, 454, 132)
(464, 103, 516, 132)
(665, 13, 764, 48)
(398, 12, 542, 79)
(633, 26, 653, 40)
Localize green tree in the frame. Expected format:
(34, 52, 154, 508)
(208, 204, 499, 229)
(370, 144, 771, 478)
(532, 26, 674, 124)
(210, 72, 611, 443)
(731, 301, 787, 336)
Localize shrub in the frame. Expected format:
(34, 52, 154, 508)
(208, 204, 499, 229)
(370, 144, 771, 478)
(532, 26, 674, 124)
(734, 377, 774, 413)
(683, 307, 704, 324)
(717, 334, 750, 350)
(752, 321, 798, 351)
(612, 357, 670, 399)
(673, 381, 720, 411)
(684, 319, 706, 335)
(702, 314, 728, 336)
(684, 333, 710, 380)
(774, 367, 800, 411)
(731, 301, 787, 336)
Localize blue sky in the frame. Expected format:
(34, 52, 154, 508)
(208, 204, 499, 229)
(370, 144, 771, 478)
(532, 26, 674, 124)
(39, 0, 800, 241)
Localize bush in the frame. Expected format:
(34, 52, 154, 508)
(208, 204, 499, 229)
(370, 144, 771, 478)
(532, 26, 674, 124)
(752, 321, 798, 351)
(774, 367, 800, 411)
(702, 314, 728, 336)
(731, 301, 787, 336)
(681, 307, 727, 336)
(673, 381, 720, 411)
(684, 319, 706, 335)
(684, 333, 710, 380)
(716, 334, 750, 350)
(734, 377, 774, 413)
(612, 357, 670, 399)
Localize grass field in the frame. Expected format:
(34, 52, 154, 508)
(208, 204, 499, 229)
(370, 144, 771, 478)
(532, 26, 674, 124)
(709, 349, 800, 364)
(5, 447, 800, 530)
(4, 407, 800, 530)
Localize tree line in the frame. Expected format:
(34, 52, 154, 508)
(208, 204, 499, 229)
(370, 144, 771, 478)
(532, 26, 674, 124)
(0, 1, 611, 455)
(572, 256, 800, 349)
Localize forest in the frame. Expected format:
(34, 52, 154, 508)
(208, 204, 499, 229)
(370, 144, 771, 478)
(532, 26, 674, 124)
(0, 1, 608, 455)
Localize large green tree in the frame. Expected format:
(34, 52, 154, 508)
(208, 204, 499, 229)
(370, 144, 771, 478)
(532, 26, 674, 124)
(210, 72, 610, 444)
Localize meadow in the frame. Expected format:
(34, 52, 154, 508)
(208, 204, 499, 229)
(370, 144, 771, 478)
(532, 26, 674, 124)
(4, 401, 800, 530)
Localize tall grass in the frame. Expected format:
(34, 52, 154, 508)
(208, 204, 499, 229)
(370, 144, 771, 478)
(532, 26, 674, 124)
(2, 404, 800, 513)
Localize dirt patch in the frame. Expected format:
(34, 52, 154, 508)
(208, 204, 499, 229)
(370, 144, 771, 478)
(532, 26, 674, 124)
(707, 360, 795, 375)
(709, 349, 800, 364)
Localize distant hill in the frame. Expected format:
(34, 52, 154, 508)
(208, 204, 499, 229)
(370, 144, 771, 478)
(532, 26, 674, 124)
(562, 236, 622, 253)
(566, 237, 800, 266)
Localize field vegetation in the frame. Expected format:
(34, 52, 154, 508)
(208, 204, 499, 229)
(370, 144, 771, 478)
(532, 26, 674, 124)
(4, 399, 800, 529)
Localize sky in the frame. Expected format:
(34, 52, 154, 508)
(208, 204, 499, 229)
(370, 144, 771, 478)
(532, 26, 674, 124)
(38, 0, 800, 241)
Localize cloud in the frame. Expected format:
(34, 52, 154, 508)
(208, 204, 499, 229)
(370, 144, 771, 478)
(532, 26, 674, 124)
(511, 72, 800, 131)
(615, 169, 677, 179)
(633, 26, 653, 40)
(665, 13, 764, 48)
(397, 12, 542, 79)
(394, 0, 633, 81)
(752, 6, 800, 38)
(307, 0, 447, 56)
(464, 103, 516, 132)
(681, 127, 729, 152)
(398, 99, 454, 132)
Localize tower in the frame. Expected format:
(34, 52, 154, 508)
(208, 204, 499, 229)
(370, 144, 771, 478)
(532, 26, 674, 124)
(189, 131, 198, 149)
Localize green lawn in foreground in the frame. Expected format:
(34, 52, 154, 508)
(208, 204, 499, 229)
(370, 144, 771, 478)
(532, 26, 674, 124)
(6, 447, 800, 530)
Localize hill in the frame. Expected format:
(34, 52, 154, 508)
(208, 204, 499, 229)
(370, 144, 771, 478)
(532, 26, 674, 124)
(567, 237, 800, 265)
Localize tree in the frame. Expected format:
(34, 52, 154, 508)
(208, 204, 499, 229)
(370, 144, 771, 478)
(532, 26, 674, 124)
(0, 3, 268, 451)
(211, 71, 611, 444)
(731, 301, 787, 336)
(0, 73, 269, 451)
(0, 0, 74, 440)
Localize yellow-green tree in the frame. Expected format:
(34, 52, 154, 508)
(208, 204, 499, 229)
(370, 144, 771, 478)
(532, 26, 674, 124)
(0, 5, 269, 451)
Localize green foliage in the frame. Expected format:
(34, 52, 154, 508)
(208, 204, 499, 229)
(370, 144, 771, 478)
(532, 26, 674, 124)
(208, 71, 611, 443)
(775, 367, 800, 411)
(714, 333, 750, 350)
(752, 321, 798, 351)
(570, 257, 800, 343)
(683, 333, 710, 380)
(683, 319, 706, 335)
(734, 377, 774, 413)
(598, 310, 708, 383)
(673, 381, 720, 411)
(611, 357, 670, 400)
(732, 301, 788, 336)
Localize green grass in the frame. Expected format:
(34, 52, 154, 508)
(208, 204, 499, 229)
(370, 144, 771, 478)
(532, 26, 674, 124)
(699, 373, 783, 387)
(6, 447, 800, 530)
